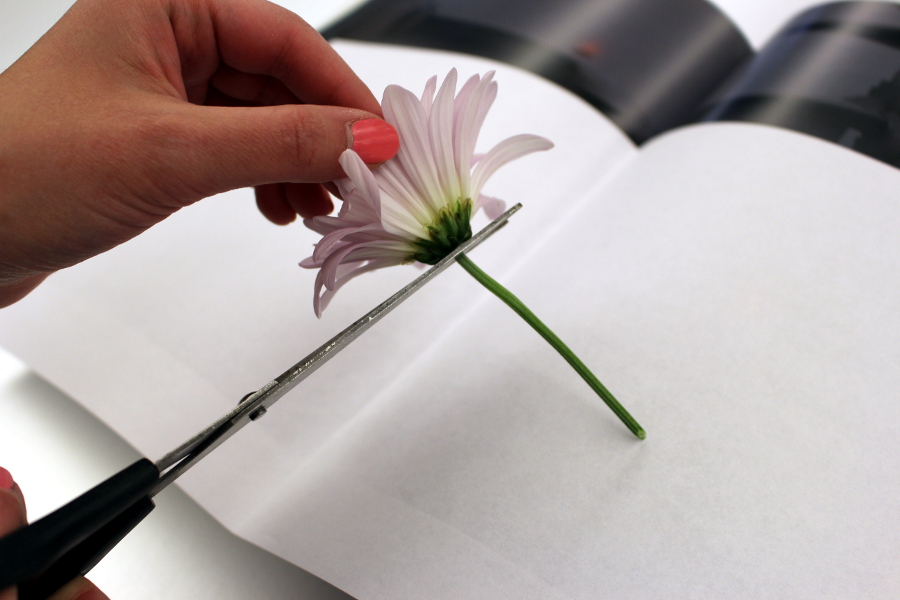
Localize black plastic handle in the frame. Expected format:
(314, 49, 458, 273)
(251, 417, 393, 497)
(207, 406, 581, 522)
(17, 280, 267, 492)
(0, 459, 159, 597)
(17, 496, 155, 600)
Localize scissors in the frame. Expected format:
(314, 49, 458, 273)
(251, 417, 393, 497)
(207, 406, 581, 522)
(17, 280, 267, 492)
(0, 204, 521, 600)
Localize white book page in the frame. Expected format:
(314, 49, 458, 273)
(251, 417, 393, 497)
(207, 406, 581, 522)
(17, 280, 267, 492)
(237, 123, 900, 599)
(0, 40, 635, 528)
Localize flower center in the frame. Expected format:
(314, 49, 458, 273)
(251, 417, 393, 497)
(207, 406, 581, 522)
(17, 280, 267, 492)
(409, 199, 473, 265)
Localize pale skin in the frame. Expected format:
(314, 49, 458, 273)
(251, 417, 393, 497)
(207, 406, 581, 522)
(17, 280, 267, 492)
(0, 0, 398, 596)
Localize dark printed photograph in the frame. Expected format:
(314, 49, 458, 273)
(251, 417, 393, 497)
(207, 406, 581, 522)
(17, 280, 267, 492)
(323, 0, 753, 142)
(705, 2, 900, 168)
(329, 0, 900, 170)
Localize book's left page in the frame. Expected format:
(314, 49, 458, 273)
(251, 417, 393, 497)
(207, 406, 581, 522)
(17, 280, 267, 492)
(0, 39, 635, 528)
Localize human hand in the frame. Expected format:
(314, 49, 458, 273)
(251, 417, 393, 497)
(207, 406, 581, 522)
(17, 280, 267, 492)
(0, 0, 399, 307)
(0, 467, 108, 600)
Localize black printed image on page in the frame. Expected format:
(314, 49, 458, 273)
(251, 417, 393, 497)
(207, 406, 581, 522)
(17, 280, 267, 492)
(705, 1, 900, 168)
(322, 0, 753, 143)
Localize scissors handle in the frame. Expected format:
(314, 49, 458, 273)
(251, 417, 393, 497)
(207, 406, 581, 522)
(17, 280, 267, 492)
(0, 459, 159, 599)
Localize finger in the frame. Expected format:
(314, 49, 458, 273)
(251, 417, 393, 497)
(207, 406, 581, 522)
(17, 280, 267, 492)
(209, 65, 299, 106)
(284, 183, 333, 218)
(0, 467, 26, 535)
(47, 576, 109, 600)
(203, 86, 247, 108)
(255, 183, 332, 224)
(1, 472, 107, 600)
(0, 273, 51, 309)
(323, 181, 341, 199)
(166, 103, 398, 196)
(255, 183, 295, 225)
(188, 0, 382, 113)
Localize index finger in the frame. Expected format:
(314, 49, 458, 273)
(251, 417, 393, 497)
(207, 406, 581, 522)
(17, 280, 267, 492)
(200, 0, 381, 113)
(0, 467, 25, 535)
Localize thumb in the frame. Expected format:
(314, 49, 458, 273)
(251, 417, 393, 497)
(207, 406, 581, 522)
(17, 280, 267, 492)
(0, 466, 26, 536)
(163, 103, 399, 200)
(0, 468, 109, 600)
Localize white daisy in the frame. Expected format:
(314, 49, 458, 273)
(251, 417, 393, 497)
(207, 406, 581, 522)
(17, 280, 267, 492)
(299, 71, 645, 440)
(300, 69, 553, 317)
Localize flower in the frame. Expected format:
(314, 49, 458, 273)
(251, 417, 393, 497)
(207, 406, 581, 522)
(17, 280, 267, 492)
(300, 69, 554, 317)
(297, 71, 645, 440)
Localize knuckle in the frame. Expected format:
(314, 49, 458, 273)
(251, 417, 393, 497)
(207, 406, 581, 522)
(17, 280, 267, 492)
(107, 111, 209, 206)
(282, 109, 336, 178)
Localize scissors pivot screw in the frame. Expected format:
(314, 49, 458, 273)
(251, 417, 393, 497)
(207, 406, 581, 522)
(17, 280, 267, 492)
(249, 407, 267, 421)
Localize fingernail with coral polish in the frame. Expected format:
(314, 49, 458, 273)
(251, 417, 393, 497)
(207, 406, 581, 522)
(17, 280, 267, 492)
(350, 119, 399, 164)
(0, 467, 14, 491)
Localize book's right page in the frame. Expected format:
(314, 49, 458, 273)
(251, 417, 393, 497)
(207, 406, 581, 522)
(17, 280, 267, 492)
(238, 120, 900, 598)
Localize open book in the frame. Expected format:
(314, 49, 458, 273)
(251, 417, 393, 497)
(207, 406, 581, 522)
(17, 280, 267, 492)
(2, 0, 899, 597)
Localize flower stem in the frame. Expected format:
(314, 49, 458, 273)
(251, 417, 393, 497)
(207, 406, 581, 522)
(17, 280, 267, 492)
(456, 253, 645, 440)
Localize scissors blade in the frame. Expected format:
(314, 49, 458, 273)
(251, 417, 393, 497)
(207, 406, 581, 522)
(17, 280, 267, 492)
(151, 202, 522, 493)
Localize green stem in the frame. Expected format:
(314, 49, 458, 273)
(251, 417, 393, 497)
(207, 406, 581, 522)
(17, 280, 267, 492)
(456, 253, 645, 440)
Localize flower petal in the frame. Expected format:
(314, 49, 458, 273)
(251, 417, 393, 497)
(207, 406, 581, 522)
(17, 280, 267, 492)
(312, 268, 327, 317)
(420, 75, 437, 117)
(383, 84, 443, 212)
(454, 73, 497, 197)
(339, 150, 381, 215)
(320, 243, 366, 290)
(318, 233, 416, 290)
(315, 258, 400, 317)
(429, 69, 460, 201)
(334, 177, 356, 215)
(303, 215, 341, 236)
(375, 160, 432, 225)
(475, 194, 507, 220)
(470, 134, 554, 197)
(344, 241, 414, 262)
(379, 190, 430, 238)
(453, 73, 480, 123)
(312, 222, 383, 263)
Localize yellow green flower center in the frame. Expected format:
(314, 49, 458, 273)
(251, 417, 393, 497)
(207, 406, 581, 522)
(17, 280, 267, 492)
(409, 199, 474, 265)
